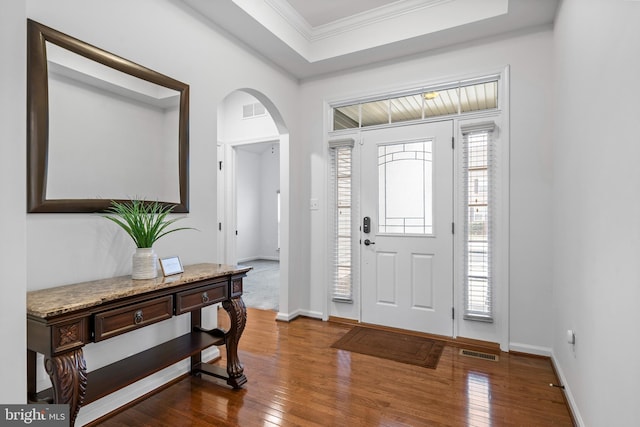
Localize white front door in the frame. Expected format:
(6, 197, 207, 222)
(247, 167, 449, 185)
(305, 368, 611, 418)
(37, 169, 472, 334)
(360, 121, 454, 336)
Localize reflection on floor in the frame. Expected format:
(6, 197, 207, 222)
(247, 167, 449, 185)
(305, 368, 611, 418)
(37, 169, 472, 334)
(101, 308, 574, 426)
(240, 259, 279, 311)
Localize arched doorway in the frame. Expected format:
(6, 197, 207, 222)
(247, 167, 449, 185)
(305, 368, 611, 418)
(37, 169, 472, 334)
(217, 89, 290, 318)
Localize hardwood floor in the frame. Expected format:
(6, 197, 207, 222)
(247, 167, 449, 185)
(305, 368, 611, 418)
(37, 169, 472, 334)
(96, 308, 573, 426)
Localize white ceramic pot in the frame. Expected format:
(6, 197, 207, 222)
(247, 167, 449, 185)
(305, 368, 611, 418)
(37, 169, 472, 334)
(132, 247, 158, 279)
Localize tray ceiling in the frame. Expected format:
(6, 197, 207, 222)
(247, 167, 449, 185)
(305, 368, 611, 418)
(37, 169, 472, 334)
(181, 0, 559, 80)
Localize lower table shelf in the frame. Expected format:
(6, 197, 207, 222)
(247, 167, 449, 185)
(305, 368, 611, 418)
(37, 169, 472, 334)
(33, 331, 225, 405)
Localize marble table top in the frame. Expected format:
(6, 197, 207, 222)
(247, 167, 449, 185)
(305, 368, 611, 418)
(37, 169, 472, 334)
(27, 263, 251, 319)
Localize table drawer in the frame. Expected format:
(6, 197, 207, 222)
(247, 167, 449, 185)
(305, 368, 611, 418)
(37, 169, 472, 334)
(176, 281, 227, 315)
(94, 296, 173, 342)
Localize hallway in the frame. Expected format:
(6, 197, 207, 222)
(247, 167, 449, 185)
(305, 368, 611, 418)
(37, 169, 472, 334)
(241, 259, 279, 311)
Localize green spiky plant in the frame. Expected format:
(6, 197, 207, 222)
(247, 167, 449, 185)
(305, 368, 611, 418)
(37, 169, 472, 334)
(103, 199, 194, 248)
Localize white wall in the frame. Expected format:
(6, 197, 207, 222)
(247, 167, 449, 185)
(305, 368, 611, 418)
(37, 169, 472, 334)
(46, 73, 179, 201)
(236, 149, 262, 260)
(552, 0, 640, 425)
(22, 0, 300, 423)
(24, 0, 297, 289)
(218, 91, 278, 143)
(0, 0, 27, 404)
(300, 28, 555, 349)
(235, 145, 280, 262)
(260, 144, 281, 259)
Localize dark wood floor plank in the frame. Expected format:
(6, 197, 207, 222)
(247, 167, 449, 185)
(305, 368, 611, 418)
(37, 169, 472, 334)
(96, 308, 573, 426)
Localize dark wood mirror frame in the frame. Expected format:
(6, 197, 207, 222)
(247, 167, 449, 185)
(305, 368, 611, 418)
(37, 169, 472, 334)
(27, 19, 189, 213)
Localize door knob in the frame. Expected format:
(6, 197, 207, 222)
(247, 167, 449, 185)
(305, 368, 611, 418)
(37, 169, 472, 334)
(364, 239, 375, 246)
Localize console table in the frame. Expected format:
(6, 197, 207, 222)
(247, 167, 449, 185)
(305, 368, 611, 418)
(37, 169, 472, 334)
(27, 263, 251, 426)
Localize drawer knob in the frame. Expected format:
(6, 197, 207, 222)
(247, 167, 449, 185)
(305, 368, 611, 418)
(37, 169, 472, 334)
(134, 310, 144, 325)
(202, 292, 210, 303)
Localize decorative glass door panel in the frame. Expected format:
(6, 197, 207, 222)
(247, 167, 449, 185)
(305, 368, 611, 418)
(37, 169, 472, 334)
(378, 140, 433, 235)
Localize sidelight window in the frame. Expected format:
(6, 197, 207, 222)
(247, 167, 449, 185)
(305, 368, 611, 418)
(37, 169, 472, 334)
(329, 138, 355, 302)
(461, 122, 495, 321)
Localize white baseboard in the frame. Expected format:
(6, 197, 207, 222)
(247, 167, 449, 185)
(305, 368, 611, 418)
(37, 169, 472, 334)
(275, 310, 298, 321)
(507, 343, 583, 425)
(298, 309, 323, 319)
(550, 352, 584, 427)
(237, 256, 280, 263)
(202, 346, 221, 363)
(509, 342, 552, 357)
(75, 347, 220, 426)
(275, 309, 322, 322)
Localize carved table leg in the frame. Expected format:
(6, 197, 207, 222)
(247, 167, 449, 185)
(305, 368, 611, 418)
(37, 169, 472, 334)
(44, 349, 87, 427)
(221, 296, 247, 388)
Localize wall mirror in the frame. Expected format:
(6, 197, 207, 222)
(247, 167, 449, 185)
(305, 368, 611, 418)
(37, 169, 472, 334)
(27, 19, 189, 213)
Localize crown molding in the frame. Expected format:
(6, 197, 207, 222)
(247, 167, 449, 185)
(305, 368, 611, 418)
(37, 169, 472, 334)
(312, 0, 454, 41)
(264, 0, 312, 40)
(265, 0, 455, 42)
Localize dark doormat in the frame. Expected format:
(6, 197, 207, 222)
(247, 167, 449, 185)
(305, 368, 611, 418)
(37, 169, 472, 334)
(331, 326, 445, 369)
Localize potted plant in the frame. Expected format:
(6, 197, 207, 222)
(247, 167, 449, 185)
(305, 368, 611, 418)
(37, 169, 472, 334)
(103, 199, 194, 279)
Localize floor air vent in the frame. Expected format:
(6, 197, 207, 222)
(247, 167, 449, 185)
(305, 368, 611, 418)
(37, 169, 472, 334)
(459, 349, 499, 362)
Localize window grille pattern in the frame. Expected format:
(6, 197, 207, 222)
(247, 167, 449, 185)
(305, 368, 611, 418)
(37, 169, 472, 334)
(462, 127, 494, 321)
(378, 141, 433, 234)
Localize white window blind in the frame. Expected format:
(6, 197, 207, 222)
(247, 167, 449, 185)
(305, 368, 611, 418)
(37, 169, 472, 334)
(461, 122, 495, 321)
(329, 138, 354, 302)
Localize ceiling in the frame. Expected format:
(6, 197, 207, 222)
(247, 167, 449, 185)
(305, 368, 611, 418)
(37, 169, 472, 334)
(285, 0, 400, 27)
(181, 0, 559, 80)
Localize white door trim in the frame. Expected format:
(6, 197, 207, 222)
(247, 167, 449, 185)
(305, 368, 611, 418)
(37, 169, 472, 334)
(324, 67, 510, 349)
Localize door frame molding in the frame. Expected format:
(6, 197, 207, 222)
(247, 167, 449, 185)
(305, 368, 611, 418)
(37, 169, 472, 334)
(324, 66, 510, 350)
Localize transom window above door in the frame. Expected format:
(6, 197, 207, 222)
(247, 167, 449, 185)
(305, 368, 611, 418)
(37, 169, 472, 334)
(332, 78, 498, 131)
